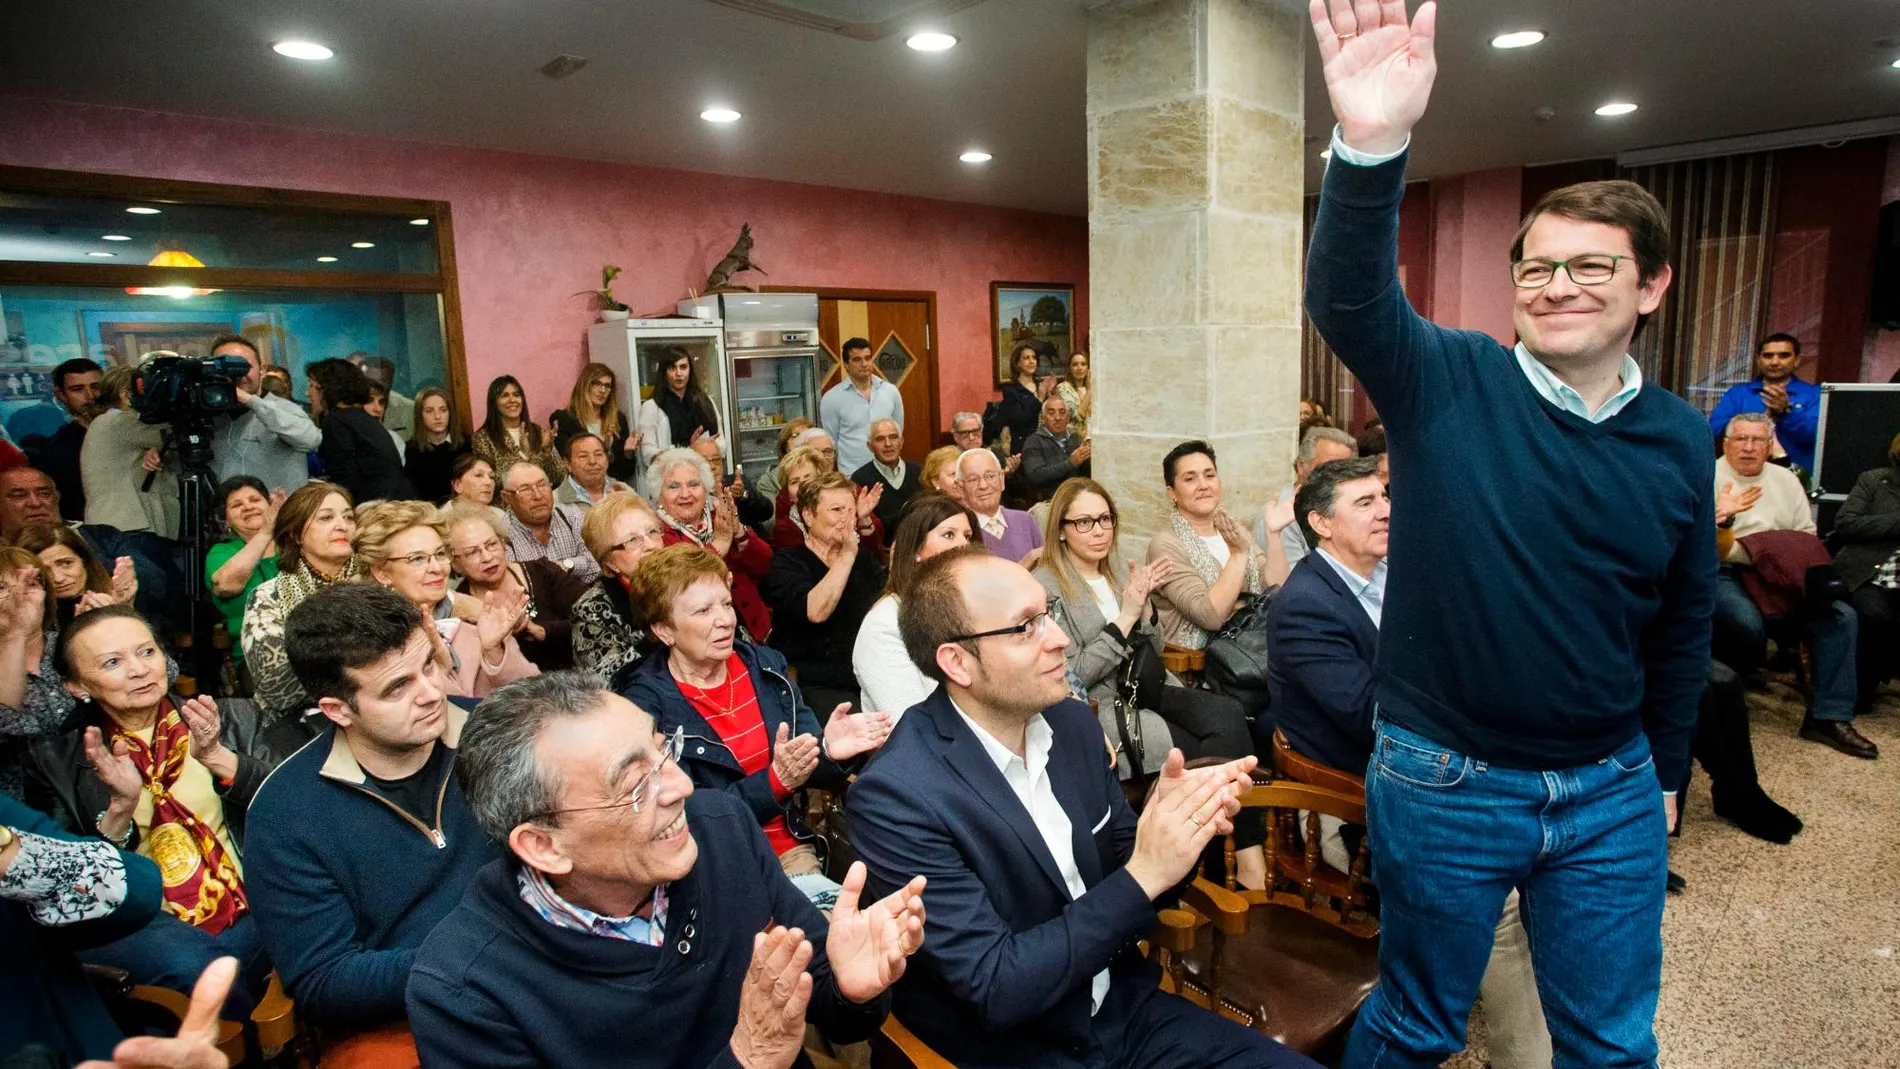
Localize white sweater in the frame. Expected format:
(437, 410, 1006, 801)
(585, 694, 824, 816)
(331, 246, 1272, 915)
(1717, 456, 1812, 563)
(852, 594, 936, 718)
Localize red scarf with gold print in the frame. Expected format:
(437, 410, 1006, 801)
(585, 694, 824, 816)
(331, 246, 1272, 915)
(115, 700, 247, 934)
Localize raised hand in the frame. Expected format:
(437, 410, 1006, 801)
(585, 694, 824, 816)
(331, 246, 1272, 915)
(1761, 382, 1791, 416)
(823, 706, 893, 761)
(770, 722, 820, 790)
(1212, 507, 1248, 553)
(1310, 0, 1439, 155)
(625, 430, 644, 455)
(477, 590, 527, 658)
(84, 727, 145, 811)
(829, 526, 861, 570)
(1715, 481, 1763, 526)
(1125, 748, 1247, 899)
(1120, 560, 1168, 611)
(711, 486, 741, 555)
(1264, 491, 1299, 536)
(110, 557, 139, 605)
(0, 565, 45, 639)
(826, 862, 927, 1003)
(264, 488, 287, 529)
(855, 483, 883, 524)
(76, 590, 118, 616)
(75, 956, 237, 1069)
(729, 927, 814, 1069)
(178, 696, 222, 756)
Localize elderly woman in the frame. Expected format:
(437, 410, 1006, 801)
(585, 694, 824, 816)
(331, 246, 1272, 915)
(619, 544, 890, 907)
(206, 476, 282, 672)
(448, 452, 498, 507)
(771, 443, 887, 552)
(570, 492, 669, 679)
(241, 481, 361, 721)
(647, 446, 775, 642)
(920, 445, 964, 504)
(754, 416, 815, 522)
(353, 500, 537, 695)
(16, 523, 136, 631)
(0, 547, 73, 800)
(1146, 440, 1291, 650)
(852, 493, 978, 718)
(763, 471, 888, 718)
(1833, 430, 1900, 711)
(27, 605, 286, 1004)
(444, 500, 589, 671)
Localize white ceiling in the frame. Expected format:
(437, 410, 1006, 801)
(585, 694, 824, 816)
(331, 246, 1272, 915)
(2, 0, 1899, 217)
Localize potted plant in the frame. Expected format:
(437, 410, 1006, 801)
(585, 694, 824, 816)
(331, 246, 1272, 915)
(579, 265, 630, 321)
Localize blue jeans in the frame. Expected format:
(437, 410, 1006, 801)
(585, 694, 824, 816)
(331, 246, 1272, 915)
(1342, 720, 1667, 1069)
(1713, 572, 1858, 722)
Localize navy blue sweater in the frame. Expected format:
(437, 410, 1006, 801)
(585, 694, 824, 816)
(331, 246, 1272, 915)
(1305, 152, 1715, 789)
(406, 790, 888, 1069)
(242, 715, 500, 1028)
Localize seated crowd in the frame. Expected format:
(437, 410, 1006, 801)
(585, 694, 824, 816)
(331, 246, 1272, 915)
(2, 306, 1891, 1069)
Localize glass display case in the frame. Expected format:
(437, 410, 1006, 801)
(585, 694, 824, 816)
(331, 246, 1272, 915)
(730, 334, 820, 471)
(586, 319, 729, 467)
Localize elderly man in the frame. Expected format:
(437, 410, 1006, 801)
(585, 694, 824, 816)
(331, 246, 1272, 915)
(1255, 427, 1356, 565)
(244, 584, 499, 1041)
(1020, 395, 1090, 499)
(409, 672, 927, 1069)
(1714, 412, 1870, 757)
(850, 418, 919, 532)
(952, 410, 1020, 476)
(208, 333, 323, 493)
(502, 459, 600, 583)
(555, 433, 632, 510)
(821, 337, 905, 474)
(847, 548, 1312, 1069)
(1305, 8, 1715, 1065)
(957, 448, 1041, 566)
(1709, 332, 1820, 474)
(0, 466, 179, 625)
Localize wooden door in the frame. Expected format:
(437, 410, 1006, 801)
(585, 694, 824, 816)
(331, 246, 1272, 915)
(813, 295, 938, 465)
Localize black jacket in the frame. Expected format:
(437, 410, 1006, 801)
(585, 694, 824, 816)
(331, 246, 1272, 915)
(616, 641, 849, 859)
(24, 695, 303, 851)
(549, 408, 638, 481)
(319, 406, 414, 503)
(1264, 554, 1381, 773)
(1020, 426, 1087, 496)
(850, 459, 920, 533)
(405, 437, 467, 503)
(762, 543, 887, 688)
(1832, 466, 1900, 592)
(407, 791, 888, 1069)
(986, 382, 1042, 455)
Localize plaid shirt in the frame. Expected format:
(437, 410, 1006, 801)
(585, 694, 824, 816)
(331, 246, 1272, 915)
(1875, 549, 1900, 591)
(506, 504, 600, 583)
(515, 864, 667, 946)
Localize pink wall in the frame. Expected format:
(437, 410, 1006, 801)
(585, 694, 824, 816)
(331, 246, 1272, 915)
(0, 97, 1088, 435)
(1428, 168, 1522, 346)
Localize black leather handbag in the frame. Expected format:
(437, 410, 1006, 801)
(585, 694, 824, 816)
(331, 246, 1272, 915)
(1203, 590, 1274, 715)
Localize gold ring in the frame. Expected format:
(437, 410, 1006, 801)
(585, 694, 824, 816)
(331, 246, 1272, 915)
(1338, 31, 1357, 40)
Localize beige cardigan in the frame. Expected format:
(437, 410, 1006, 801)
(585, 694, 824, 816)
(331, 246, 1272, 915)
(1145, 524, 1276, 648)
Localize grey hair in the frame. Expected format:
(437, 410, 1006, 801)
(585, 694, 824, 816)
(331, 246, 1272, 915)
(644, 446, 715, 505)
(869, 417, 901, 437)
(951, 411, 983, 430)
(1727, 411, 1774, 435)
(956, 447, 999, 477)
(790, 427, 833, 451)
(1297, 426, 1359, 469)
(438, 499, 509, 546)
(501, 458, 549, 490)
(456, 670, 612, 840)
(1294, 456, 1384, 547)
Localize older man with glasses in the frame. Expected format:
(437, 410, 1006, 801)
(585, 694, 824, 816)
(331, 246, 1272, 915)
(409, 672, 928, 1069)
(501, 459, 599, 583)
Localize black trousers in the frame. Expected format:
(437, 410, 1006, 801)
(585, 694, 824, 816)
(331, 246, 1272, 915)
(1849, 583, 1898, 710)
(1154, 686, 1253, 762)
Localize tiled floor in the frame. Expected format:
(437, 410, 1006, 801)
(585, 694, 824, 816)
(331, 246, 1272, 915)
(1446, 681, 1900, 1069)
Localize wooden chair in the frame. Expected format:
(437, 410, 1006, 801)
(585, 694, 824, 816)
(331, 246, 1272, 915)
(1161, 643, 1205, 686)
(91, 966, 312, 1066)
(1169, 781, 1380, 1062)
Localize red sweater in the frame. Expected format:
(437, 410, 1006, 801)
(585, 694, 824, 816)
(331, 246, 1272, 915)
(676, 655, 797, 856)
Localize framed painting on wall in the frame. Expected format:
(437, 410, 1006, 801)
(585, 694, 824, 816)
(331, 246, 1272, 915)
(991, 282, 1075, 384)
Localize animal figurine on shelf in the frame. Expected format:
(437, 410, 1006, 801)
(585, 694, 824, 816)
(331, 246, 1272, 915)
(702, 223, 766, 293)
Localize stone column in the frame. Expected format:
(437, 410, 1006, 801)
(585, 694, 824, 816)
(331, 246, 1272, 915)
(1087, 0, 1307, 540)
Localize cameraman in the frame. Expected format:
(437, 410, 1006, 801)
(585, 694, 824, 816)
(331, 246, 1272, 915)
(207, 334, 321, 493)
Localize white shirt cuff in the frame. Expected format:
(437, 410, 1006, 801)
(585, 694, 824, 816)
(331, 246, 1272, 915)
(1328, 124, 1410, 167)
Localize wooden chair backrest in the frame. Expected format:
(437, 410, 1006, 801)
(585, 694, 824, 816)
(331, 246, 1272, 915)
(1270, 728, 1366, 795)
(1220, 780, 1377, 938)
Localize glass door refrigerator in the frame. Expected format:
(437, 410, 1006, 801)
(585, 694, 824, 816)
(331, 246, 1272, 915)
(678, 293, 824, 477)
(586, 316, 730, 472)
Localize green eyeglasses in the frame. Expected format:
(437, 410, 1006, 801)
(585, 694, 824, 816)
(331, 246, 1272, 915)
(1510, 254, 1631, 288)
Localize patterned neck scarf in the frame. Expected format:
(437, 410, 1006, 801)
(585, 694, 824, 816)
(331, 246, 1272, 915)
(661, 500, 716, 546)
(114, 700, 247, 934)
(1167, 509, 1261, 650)
(276, 556, 361, 608)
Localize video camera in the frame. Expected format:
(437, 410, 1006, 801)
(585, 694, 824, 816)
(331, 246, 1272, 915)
(134, 351, 250, 426)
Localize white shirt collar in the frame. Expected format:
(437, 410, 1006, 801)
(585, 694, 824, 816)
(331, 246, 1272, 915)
(1513, 343, 1643, 422)
(951, 697, 1051, 773)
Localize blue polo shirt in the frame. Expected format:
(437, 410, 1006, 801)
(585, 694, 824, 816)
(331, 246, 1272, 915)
(1708, 376, 1820, 473)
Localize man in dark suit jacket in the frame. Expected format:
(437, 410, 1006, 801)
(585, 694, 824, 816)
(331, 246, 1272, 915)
(848, 547, 1316, 1069)
(1265, 457, 1389, 772)
(850, 417, 919, 533)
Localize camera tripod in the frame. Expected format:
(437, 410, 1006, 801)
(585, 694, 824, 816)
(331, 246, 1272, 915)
(164, 419, 228, 693)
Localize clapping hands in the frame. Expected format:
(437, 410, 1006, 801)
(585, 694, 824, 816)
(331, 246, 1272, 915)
(826, 861, 927, 1003)
(822, 705, 893, 761)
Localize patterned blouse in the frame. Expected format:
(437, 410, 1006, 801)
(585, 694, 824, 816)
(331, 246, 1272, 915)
(240, 561, 359, 720)
(570, 581, 646, 683)
(472, 425, 564, 490)
(0, 634, 75, 800)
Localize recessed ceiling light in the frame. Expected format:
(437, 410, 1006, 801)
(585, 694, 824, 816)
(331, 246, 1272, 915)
(1319, 148, 1333, 160)
(409, 218, 429, 226)
(959, 150, 992, 164)
(125, 206, 162, 215)
(273, 40, 335, 61)
(351, 241, 375, 248)
(1595, 101, 1639, 117)
(700, 107, 741, 123)
(316, 256, 338, 263)
(1490, 30, 1546, 49)
(87, 251, 116, 258)
(102, 234, 131, 241)
(906, 32, 958, 52)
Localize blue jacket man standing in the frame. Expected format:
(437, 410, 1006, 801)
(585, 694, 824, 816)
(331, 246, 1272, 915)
(1303, 5, 1714, 1068)
(1707, 332, 1821, 474)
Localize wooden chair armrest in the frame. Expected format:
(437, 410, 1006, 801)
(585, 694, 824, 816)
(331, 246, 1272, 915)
(128, 985, 246, 1064)
(1177, 876, 1250, 936)
(875, 1015, 960, 1069)
(252, 972, 298, 1052)
(1153, 907, 1200, 954)
(1161, 644, 1205, 674)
